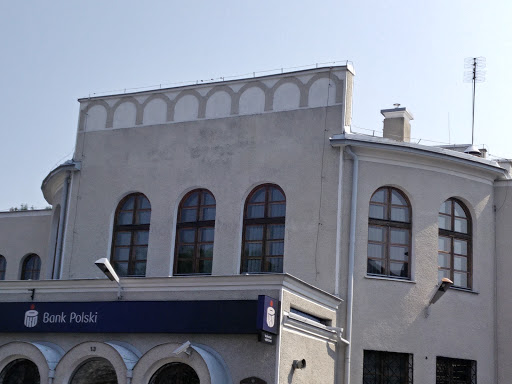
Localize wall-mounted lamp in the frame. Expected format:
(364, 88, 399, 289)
(95, 258, 123, 300)
(425, 278, 453, 317)
(172, 341, 192, 356)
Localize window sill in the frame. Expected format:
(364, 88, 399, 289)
(450, 286, 479, 294)
(365, 275, 416, 284)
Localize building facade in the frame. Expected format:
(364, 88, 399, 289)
(0, 65, 511, 383)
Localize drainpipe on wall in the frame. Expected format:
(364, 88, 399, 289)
(53, 172, 71, 279)
(344, 146, 359, 384)
(335, 149, 344, 296)
(48, 369, 55, 384)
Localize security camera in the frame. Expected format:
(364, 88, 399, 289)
(95, 258, 120, 284)
(429, 277, 453, 305)
(292, 359, 306, 369)
(173, 341, 192, 356)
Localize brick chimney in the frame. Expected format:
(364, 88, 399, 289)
(381, 105, 413, 142)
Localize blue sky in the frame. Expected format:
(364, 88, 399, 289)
(1, 0, 511, 210)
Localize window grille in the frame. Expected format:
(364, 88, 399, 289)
(363, 350, 413, 384)
(436, 357, 476, 384)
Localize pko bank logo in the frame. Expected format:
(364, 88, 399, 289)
(266, 300, 275, 328)
(24, 304, 39, 328)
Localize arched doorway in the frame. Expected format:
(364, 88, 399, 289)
(149, 363, 199, 384)
(0, 358, 40, 384)
(70, 358, 117, 384)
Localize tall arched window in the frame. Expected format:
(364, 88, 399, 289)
(21, 254, 41, 280)
(174, 189, 216, 275)
(70, 358, 117, 384)
(149, 362, 199, 384)
(368, 187, 411, 279)
(0, 359, 40, 383)
(111, 193, 151, 277)
(0, 255, 5, 280)
(241, 184, 286, 273)
(438, 198, 472, 288)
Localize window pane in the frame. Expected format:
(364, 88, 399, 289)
(454, 272, 468, 288)
(121, 197, 134, 210)
(390, 262, 408, 277)
(247, 205, 264, 218)
(390, 246, 408, 261)
(268, 224, 285, 240)
(134, 231, 149, 245)
(178, 245, 195, 259)
(116, 232, 131, 246)
(390, 228, 408, 245)
(137, 211, 151, 225)
(391, 190, 407, 206)
(438, 269, 450, 281)
(367, 259, 384, 274)
(180, 208, 197, 222)
(267, 241, 284, 256)
(133, 261, 146, 276)
(199, 244, 213, 258)
(454, 256, 468, 271)
(270, 188, 285, 201)
(115, 262, 128, 276)
(183, 192, 199, 207)
(139, 196, 151, 209)
(199, 227, 214, 242)
(438, 215, 451, 230)
(454, 218, 468, 234)
(371, 189, 386, 203)
(250, 188, 265, 203)
(202, 192, 215, 205)
(245, 243, 262, 257)
(454, 239, 467, 255)
(245, 259, 262, 273)
(246, 225, 264, 240)
(201, 207, 216, 220)
(368, 226, 385, 242)
(438, 253, 450, 268)
(438, 236, 451, 252)
(454, 202, 467, 218)
(114, 247, 130, 261)
(369, 204, 385, 219)
(118, 211, 133, 225)
(267, 257, 283, 273)
(177, 260, 193, 274)
(440, 200, 451, 214)
(199, 260, 212, 274)
(134, 246, 147, 260)
(269, 203, 286, 217)
(368, 244, 384, 258)
(391, 207, 409, 222)
(179, 229, 196, 243)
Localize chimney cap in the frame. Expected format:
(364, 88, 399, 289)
(464, 145, 482, 157)
(381, 107, 414, 120)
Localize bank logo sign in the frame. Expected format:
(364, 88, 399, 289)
(24, 305, 38, 328)
(257, 295, 279, 335)
(266, 302, 275, 328)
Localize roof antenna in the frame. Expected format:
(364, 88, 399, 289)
(463, 57, 486, 156)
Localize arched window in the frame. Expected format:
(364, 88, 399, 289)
(0, 358, 40, 384)
(241, 184, 286, 273)
(0, 255, 6, 280)
(70, 358, 117, 384)
(21, 254, 41, 280)
(174, 189, 216, 275)
(111, 193, 151, 277)
(368, 187, 411, 279)
(149, 362, 199, 384)
(438, 198, 472, 288)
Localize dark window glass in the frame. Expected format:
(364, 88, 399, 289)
(241, 184, 286, 273)
(149, 362, 199, 384)
(363, 350, 413, 384)
(70, 358, 117, 384)
(438, 198, 472, 289)
(0, 255, 6, 280)
(0, 359, 40, 384)
(21, 254, 41, 280)
(174, 189, 215, 275)
(111, 193, 151, 277)
(368, 187, 411, 279)
(436, 356, 476, 384)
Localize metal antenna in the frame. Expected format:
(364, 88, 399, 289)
(464, 57, 486, 145)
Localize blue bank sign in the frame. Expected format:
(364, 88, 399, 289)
(0, 300, 262, 334)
